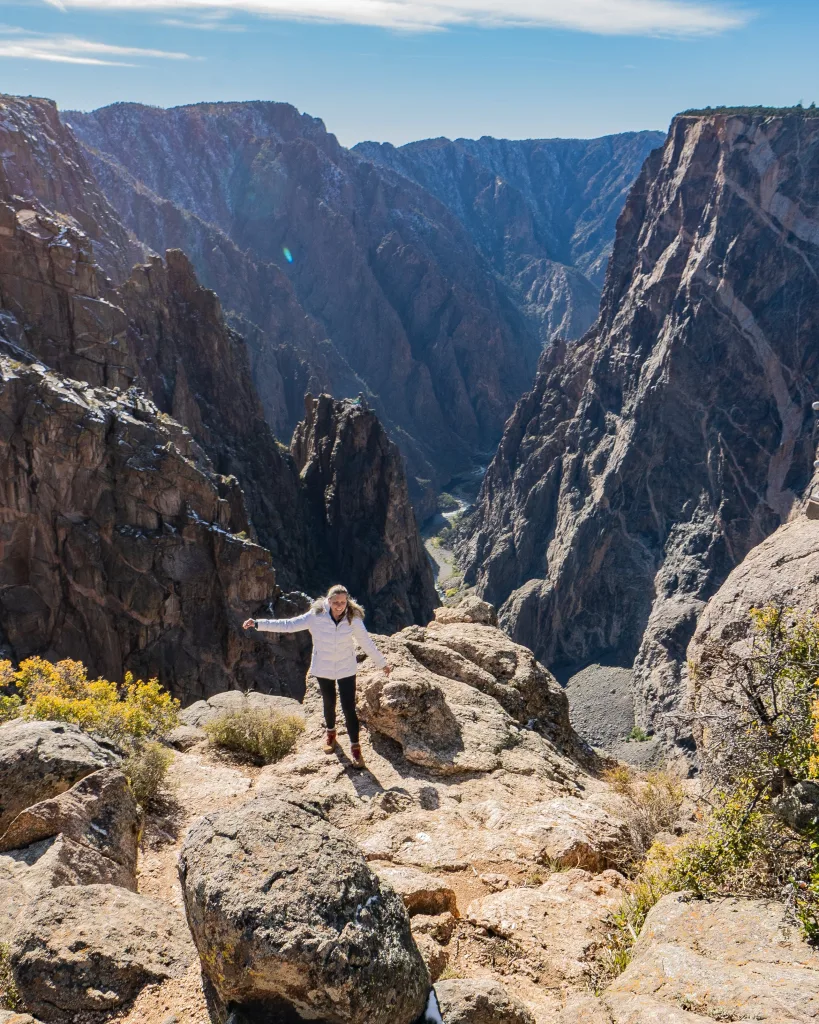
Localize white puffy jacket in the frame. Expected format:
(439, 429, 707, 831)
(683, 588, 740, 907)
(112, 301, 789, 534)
(255, 602, 387, 680)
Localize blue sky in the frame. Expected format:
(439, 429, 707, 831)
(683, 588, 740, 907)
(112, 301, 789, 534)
(0, 1, 816, 146)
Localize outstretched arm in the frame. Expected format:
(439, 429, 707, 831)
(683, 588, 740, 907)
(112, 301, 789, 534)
(351, 616, 388, 670)
(245, 612, 313, 634)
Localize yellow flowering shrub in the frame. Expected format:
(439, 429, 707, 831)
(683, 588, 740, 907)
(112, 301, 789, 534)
(0, 657, 179, 744)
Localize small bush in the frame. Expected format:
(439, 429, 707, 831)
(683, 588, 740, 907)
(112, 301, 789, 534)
(445, 587, 459, 599)
(205, 708, 305, 765)
(628, 726, 649, 742)
(590, 843, 676, 989)
(122, 740, 174, 808)
(0, 694, 21, 723)
(0, 941, 20, 1010)
(0, 657, 180, 745)
(437, 492, 460, 513)
(604, 765, 684, 867)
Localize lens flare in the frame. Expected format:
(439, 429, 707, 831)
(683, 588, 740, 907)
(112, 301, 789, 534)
(283, 247, 293, 263)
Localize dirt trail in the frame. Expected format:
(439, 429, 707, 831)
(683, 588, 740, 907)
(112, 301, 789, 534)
(110, 748, 259, 1024)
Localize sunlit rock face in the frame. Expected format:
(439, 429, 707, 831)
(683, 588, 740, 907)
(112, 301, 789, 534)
(66, 100, 547, 509)
(460, 111, 819, 755)
(354, 131, 664, 344)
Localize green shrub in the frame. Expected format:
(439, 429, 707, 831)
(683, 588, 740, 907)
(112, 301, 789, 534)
(205, 708, 305, 765)
(590, 844, 676, 989)
(0, 694, 21, 723)
(0, 942, 20, 1011)
(593, 606, 819, 987)
(122, 740, 174, 808)
(628, 726, 649, 742)
(437, 492, 460, 513)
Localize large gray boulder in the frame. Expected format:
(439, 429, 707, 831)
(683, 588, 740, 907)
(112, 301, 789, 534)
(0, 768, 139, 881)
(179, 794, 430, 1024)
(434, 979, 535, 1024)
(0, 720, 119, 834)
(8, 883, 194, 1021)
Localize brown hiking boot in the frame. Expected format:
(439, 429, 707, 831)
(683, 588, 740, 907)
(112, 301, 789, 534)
(350, 742, 365, 768)
(323, 729, 337, 754)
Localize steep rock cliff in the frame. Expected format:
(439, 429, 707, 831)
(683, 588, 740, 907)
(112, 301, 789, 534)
(0, 351, 304, 703)
(66, 101, 542, 499)
(354, 131, 664, 343)
(0, 94, 437, 704)
(0, 95, 145, 282)
(81, 144, 367, 441)
(460, 111, 819, 753)
(0, 190, 313, 590)
(292, 394, 438, 633)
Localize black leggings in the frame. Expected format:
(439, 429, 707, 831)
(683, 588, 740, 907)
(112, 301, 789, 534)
(317, 675, 359, 743)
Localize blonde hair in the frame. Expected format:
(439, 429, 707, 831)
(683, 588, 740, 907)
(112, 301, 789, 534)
(312, 584, 365, 623)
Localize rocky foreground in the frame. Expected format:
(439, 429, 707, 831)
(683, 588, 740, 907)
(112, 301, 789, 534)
(2, 599, 817, 1024)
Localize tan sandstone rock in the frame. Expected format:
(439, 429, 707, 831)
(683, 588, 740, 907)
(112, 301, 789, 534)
(466, 869, 627, 986)
(435, 979, 536, 1024)
(374, 864, 458, 917)
(607, 893, 819, 1022)
(8, 883, 194, 1021)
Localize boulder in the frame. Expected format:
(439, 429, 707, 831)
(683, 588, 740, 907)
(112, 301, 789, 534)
(411, 913, 456, 945)
(0, 1013, 44, 1024)
(179, 689, 306, 729)
(465, 869, 627, 984)
(357, 618, 588, 774)
(360, 670, 526, 775)
(179, 795, 430, 1024)
(0, 832, 135, 932)
(409, 621, 572, 745)
(772, 780, 819, 833)
(605, 893, 819, 1021)
(166, 724, 207, 750)
(8, 884, 194, 1021)
(414, 934, 449, 983)
(0, 768, 139, 881)
(433, 597, 498, 627)
(0, 720, 119, 834)
(434, 979, 535, 1024)
(374, 865, 458, 917)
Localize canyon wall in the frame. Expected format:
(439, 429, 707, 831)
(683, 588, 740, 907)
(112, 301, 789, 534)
(0, 93, 436, 699)
(355, 131, 664, 343)
(460, 111, 819, 753)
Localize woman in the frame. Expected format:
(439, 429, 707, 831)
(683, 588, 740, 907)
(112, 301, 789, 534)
(243, 585, 390, 768)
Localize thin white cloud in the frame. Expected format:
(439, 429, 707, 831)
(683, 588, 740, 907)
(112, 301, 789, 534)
(41, 0, 750, 35)
(161, 15, 246, 29)
(0, 30, 194, 64)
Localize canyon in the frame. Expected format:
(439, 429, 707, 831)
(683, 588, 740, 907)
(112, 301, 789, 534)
(65, 103, 660, 512)
(1, 84, 819, 1024)
(0, 95, 435, 700)
(460, 108, 819, 758)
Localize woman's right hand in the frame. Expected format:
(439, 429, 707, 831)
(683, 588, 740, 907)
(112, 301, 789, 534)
(242, 618, 256, 631)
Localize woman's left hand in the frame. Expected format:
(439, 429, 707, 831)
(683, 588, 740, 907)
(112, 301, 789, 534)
(383, 665, 392, 676)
